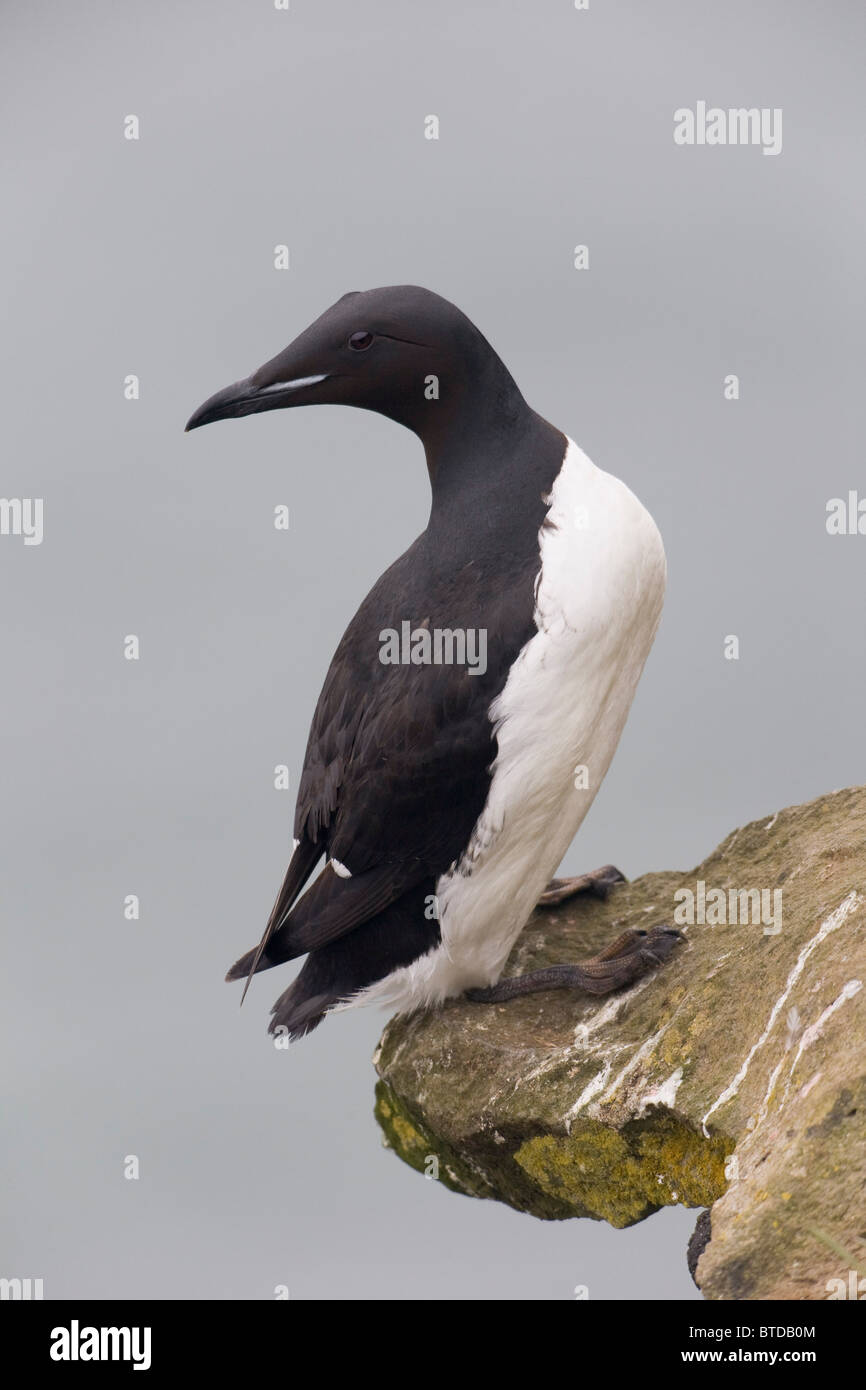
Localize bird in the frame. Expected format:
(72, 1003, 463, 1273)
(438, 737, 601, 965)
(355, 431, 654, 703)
(185, 285, 681, 1040)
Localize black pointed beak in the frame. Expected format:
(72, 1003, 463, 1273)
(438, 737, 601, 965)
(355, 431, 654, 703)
(184, 372, 330, 432)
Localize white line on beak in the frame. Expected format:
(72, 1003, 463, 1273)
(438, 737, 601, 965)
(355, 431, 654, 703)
(259, 374, 329, 394)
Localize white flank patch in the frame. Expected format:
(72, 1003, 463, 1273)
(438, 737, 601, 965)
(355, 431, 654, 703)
(330, 858, 352, 879)
(348, 438, 667, 1015)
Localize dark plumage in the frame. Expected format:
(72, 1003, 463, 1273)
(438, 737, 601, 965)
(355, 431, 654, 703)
(186, 285, 678, 1038)
(187, 286, 565, 1036)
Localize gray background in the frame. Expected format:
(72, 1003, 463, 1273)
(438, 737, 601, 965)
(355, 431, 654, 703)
(2, 0, 863, 1300)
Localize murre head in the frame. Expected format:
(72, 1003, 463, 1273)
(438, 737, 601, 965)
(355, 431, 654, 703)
(184, 285, 524, 446)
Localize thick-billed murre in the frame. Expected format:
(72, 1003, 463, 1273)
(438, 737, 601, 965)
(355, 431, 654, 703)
(186, 285, 681, 1039)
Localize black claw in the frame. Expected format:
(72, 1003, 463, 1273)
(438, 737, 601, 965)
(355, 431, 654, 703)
(465, 987, 489, 1003)
(588, 865, 627, 900)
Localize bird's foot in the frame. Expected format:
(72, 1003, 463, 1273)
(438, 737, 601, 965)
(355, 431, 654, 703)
(465, 925, 684, 1004)
(536, 863, 626, 907)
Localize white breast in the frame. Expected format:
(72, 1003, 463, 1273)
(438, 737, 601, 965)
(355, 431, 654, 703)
(345, 438, 667, 1016)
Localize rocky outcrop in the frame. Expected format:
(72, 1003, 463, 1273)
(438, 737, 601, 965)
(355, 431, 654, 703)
(374, 788, 866, 1300)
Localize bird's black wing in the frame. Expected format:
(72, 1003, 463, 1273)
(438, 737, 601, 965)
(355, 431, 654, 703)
(230, 536, 538, 980)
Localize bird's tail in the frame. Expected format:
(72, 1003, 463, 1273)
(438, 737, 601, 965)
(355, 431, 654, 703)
(226, 836, 321, 999)
(267, 976, 337, 1041)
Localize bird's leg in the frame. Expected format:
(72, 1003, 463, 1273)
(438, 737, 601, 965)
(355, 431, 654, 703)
(465, 926, 683, 1004)
(537, 863, 626, 906)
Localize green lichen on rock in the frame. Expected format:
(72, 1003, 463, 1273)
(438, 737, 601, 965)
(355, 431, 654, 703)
(515, 1115, 732, 1228)
(374, 1080, 489, 1200)
(374, 1079, 579, 1218)
(374, 786, 866, 1299)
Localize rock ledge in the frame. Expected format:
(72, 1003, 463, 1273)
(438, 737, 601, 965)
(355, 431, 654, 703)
(374, 787, 866, 1300)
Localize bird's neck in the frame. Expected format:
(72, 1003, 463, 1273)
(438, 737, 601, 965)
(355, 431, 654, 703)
(420, 368, 567, 565)
(419, 355, 533, 501)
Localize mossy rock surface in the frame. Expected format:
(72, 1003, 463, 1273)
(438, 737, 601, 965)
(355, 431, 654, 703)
(374, 787, 866, 1300)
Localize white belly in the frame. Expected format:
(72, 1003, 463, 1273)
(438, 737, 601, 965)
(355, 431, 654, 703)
(346, 438, 666, 1016)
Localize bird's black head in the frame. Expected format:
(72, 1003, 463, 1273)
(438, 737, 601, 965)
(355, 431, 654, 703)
(184, 285, 522, 447)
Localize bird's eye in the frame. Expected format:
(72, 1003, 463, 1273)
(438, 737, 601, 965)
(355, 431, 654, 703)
(348, 330, 374, 351)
